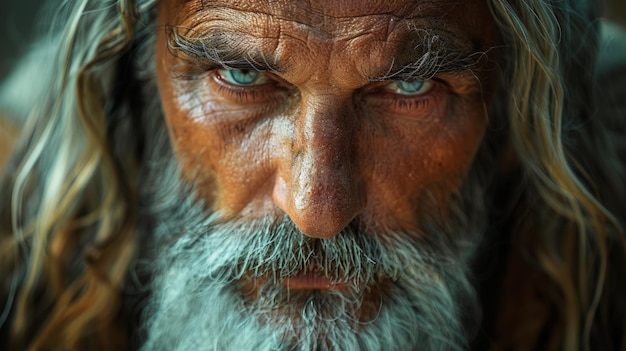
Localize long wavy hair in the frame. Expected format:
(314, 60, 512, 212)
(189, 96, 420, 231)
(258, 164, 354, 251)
(0, 0, 624, 350)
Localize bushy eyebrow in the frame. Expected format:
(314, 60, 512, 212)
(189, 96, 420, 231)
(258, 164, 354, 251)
(167, 25, 485, 82)
(371, 32, 487, 82)
(168, 26, 285, 73)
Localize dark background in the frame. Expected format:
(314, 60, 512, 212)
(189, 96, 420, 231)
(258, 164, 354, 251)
(1, 0, 625, 80)
(1, 0, 44, 79)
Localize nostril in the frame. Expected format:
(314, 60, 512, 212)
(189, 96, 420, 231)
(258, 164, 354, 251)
(272, 176, 290, 212)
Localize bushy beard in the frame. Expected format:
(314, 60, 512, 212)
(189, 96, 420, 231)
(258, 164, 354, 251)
(135, 151, 488, 351)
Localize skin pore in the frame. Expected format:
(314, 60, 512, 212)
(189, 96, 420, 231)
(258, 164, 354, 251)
(145, 0, 500, 349)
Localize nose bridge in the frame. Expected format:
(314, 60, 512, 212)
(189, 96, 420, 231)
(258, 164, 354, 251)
(273, 92, 364, 239)
(299, 95, 349, 185)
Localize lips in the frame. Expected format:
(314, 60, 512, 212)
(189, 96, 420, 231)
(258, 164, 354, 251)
(282, 273, 349, 290)
(238, 270, 385, 323)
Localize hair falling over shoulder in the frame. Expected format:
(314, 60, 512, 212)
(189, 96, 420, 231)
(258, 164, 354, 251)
(0, 0, 624, 350)
(489, 0, 626, 349)
(0, 0, 157, 349)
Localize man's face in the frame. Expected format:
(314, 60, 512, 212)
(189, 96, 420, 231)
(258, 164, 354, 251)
(146, 0, 498, 349)
(156, 0, 497, 237)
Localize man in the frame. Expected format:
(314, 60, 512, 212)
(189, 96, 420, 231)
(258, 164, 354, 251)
(0, 0, 625, 350)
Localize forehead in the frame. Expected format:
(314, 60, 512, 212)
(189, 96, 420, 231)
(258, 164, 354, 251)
(174, 0, 463, 18)
(162, 0, 493, 42)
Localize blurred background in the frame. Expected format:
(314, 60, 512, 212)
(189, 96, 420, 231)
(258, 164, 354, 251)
(0, 0, 625, 80)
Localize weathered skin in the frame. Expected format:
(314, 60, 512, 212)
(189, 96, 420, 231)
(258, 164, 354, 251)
(155, 0, 499, 239)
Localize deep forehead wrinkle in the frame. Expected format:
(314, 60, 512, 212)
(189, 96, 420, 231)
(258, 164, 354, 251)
(175, 0, 467, 43)
(179, 0, 462, 19)
(172, 0, 477, 55)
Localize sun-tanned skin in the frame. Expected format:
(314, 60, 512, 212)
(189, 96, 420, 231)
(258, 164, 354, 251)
(156, 0, 498, 240)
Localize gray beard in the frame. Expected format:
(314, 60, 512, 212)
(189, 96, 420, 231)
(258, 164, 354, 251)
(134, 122, 488, 350)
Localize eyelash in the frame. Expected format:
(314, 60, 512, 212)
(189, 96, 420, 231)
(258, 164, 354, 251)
(391, 96, 432, 111)
(367, 82, 441, 114)
(211, 70, 285, 105)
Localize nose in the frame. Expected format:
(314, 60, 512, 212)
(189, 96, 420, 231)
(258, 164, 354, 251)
(272, 95, 365, 239)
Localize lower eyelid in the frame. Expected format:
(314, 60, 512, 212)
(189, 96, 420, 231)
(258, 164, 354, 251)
(390, 96, 433, 112)
(362, 83, 445, 114)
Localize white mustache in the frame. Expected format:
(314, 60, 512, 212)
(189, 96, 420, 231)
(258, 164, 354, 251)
(143, 210, 474, 351)
(157, 214, 455, 291)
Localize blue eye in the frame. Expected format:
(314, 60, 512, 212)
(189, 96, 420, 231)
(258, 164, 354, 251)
(384, 79, 433, 96)
(217, 69, 270, 86)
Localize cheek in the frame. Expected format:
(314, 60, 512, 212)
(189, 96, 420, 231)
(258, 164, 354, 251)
(360, 95, 486, 216)
(162, 87, 223, 172)
(160, 80, 279, 210)
(423, 97, 487, 178)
